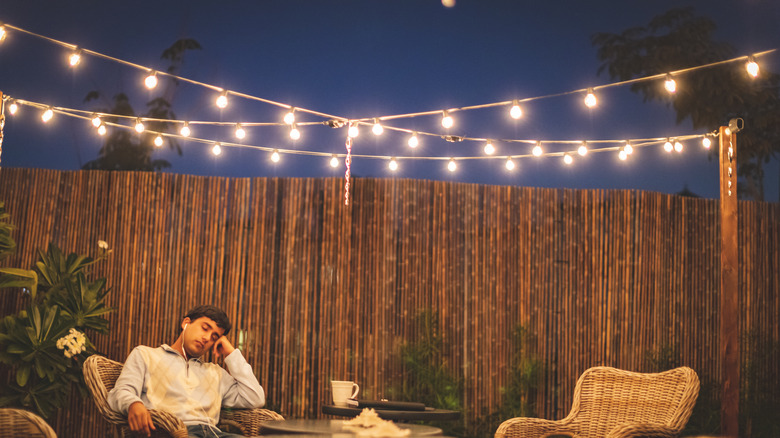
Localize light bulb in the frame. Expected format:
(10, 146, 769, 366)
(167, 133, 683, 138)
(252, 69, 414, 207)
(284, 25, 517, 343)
(447, 158, 457, 172)
(484, 141, 495, 155)
(584, 88, 597, 108)
(442, 0, 455, 7)
(674, 141, 683, 152)
(664, 74, 676, 93)
(91, 114, 102, 128)
(563, 154, 573, 165)
(154, 135, 164, 147)
(97, 124, 107, 136)
(664, 140, 673, 152)
(290, 125, 301, 140)
(619, 150, 628, 161)
(505, 157, 515, 170)
(9, 102, 18, 115)
(235, 124, 246, 139)
(180, 123, 191, 137)
(441, 111, 454, 129)
(702, 136, 712, 149)
(271, 150, 280, 162)
(0, 26, 6, 43)
(348, 123, 359, 138)
(624, 142, 633, 155)
(41, 108, 54, 123)
(215, 91, 228, 109)
(145, 71, 158, 89)
(746, 57, 759, 78)
(284, 109, 295, 125)
(372, 119, 384, 136)
(509, 100, 523, 119)
(408, 133, 419, 148)
(69, 49, 82, 67)
(724, 127, 731, 136)
(532, 142, 543, 157)
(212, 143, 222, 156)
(135, 119, 145, 133)
(330, 155, 339, 168)
(578, 142, 588, 156)
(389, 158, 398, 171)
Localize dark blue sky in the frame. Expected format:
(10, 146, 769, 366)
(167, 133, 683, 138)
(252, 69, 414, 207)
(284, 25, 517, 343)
(1, 0, 779, 200)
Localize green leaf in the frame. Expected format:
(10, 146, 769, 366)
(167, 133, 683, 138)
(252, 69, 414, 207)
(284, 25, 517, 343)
(16, 365, 31, 386)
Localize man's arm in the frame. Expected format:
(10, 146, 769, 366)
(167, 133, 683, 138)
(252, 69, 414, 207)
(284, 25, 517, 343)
(214, 336, 266, 408)
(107, 347, 156, 436)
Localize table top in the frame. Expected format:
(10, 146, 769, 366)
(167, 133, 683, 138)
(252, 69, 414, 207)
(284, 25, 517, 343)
(322, 404, 461, 421)
(259, 419, 443, 436)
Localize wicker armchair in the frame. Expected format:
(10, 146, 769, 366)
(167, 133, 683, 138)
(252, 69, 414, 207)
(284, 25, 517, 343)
(83, 354, 283, 438)
(0, 408, 57, 438)
(495, 366, 700, 438)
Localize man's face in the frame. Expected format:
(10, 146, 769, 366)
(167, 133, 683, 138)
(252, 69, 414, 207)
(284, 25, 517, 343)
(181, 316, 225, 358)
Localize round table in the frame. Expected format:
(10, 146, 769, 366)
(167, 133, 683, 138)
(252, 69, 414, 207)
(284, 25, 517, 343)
(259, 419, 443, 436)
(322, 404, 461, 422)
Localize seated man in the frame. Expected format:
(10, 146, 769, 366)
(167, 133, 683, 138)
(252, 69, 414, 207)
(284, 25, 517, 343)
(108, 305, 265, 438)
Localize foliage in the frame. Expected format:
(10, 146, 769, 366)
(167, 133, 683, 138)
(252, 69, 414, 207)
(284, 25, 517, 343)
(82, 38, 201, 171)
(0, 205, 114, 418)
(592, 7, 780, 201)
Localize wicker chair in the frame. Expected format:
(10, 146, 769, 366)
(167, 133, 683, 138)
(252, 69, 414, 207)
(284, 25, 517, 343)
(0, 408, 57, 438)
(83, 354, 283, 438)
(495, 366, 700, 438)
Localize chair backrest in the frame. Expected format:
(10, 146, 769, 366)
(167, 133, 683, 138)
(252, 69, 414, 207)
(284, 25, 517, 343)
(83, 354, 128, 424)
(0, 408, 57, 438)
(564, 366, 700, 437)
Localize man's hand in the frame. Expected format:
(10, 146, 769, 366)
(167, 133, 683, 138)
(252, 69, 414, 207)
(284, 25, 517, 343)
(213, 336, 235, 360)
(127, 401, 156, 437)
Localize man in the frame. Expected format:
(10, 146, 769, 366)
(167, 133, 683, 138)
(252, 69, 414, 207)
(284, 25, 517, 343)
(108, 305, 265, 438)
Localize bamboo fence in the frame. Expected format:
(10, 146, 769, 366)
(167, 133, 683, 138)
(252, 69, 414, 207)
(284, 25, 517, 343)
(0, 168, 777, 437)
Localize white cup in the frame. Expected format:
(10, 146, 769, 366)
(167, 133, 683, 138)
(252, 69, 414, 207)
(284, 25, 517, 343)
(331, 380, 360, 406)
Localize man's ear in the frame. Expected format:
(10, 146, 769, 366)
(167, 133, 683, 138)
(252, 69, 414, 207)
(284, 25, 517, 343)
(181, 317, 191, 331)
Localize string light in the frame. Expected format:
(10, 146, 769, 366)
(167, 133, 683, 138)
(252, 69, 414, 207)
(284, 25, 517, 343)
(330, 155, 339, 168)
(211, 143, 222, 155)
(284, 109, 296, 125)
(674, 140, 683, 152)
(725, 127, 731, 136)
(134, 119, 145, 133)
(624, 141, 633, 155)
(664, 139, 673, 152)
(442, 0, 455, 7)
(578, 142, 588, 156)
(97, 124, 107, 136)
(388, 157, 398, 171)
(215, 91, 228, 109)
(348, 122, 359, 138)
(271, 149, 280, 162)
(509, 100, 523, 119)
(154, 135, 163, 147)
(407, 132, 419, 148)
(746, 56, 760, 78)
(8, 101, 18, 115)
(0, 25, 6, 43)
(702, 136, 712, 149)
(68, 48, 82, 67)
(563, 154, 573, 165)
(447, 158, 457, 172)
(505, 157, 515, 170)
(41, 107, 54, 123)
(372, 119, 384, 136)
(532, 142, 543, 157)
(180, 122, 191, 137)
(619, 149, 628, 161)
(235, 123, 246, 139)
(290, 124, 301, 140)
(91, 114, 101, 128)
(484, 140, 495, 155)
(664, 74, 677, 94)
(584, 88, 597, 108)
(441, 111, 454, 129)
(144, 71, 158, 89)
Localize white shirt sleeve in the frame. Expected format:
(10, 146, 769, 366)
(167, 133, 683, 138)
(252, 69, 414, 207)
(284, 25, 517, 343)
(219, 349, 265, 408)
(107, 347, 147, 414)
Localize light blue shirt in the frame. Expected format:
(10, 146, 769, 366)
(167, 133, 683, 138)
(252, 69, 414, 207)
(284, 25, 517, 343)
(107, 344, 265, 426)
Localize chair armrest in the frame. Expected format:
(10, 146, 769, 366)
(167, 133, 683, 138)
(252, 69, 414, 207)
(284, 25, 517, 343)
(606, 423, 680, 438)
(147, 409, 189, 438)
(220, 407, 284, 436)
(495, 417, 575, 438)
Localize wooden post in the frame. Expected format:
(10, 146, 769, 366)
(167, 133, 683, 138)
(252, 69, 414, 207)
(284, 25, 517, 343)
(719, 125, 739, 437)
(0, 90, 5, 166)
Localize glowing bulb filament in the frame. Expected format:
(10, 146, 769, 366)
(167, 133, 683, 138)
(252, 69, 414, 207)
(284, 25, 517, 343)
(441, 111, 454, 129)
(97, 124, 107, 136)
(154, 135, 164, 147)
(180, 123, 191, 137)
(484, 141, 495, 155)
(235, 124, 246, 139)
(271, 150, 280, 162)
(212, 143, 222, 155)
(135, 119, 145, 133)
(702, 137, 712, 149)
(91, 115, 102, 128)
(0, 26, 6, 43)
(509, 100, 523, 119)
(578, 142, 588, 156)
(330, 155, 339, 168)
(532, 142, 543, 157)
(563, 154, 573, 165)
(447, 158, 457, 172)
(9, 102, 18, 115)
(372, 119, 384, 136)
(746, 57, 759, 78)
(584, 88, 597, 108)
(619, 150, 628, 161)
(664, 140, 673, 152)
(389, 158, 398, 171)
(674, 141, 683, 152)
(290, 125, 301, 140)
(69, 49, 82, 67)
(216, 91, 228, 109)
(348, 122, 359, 138)
(145, 72, 158, 89)
(505, 158, 515, 170)
(664, 74, 676, 93)
(41, 108, 54, 123)
(624, 142, 633, 155)
(284, 109, 296, 125)
(408, 133, 419, 148)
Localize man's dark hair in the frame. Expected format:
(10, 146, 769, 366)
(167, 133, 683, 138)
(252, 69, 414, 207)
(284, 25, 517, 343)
(183, 305, 232, 335)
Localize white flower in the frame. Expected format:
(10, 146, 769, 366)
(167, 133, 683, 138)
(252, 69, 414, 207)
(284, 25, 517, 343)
(98, 240, 109, 250)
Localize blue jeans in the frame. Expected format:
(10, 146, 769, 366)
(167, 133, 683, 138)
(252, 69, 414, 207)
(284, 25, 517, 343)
(186, 424, 246, 438)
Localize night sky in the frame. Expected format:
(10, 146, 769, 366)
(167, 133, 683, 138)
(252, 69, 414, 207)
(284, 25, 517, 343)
(1, 0, 779, 200)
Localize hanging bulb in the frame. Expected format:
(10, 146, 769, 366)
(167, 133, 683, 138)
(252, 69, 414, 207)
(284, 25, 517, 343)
(68, 48, 82, 67)
(97, 124, 107, 136)
(664, 74, 677, 93)
(134, 119, 145, 133)
(144, 71, 158, 89)
(0, 25, 7, 43)
(372, 119, 384, 135)
(577, 142, 588, 156)
(624, 142, 633, 155)
(619, 149, 628, 161)
(563, 154, 573, 165)
(330, 155, 339, 168)
(290, 124, 301, 140)
(584, 88, 597, 108)
(235, 123, 246, 139)
(91, 114, 102, 128)
(532, 141, 543, 157)
(8, 101, 18, 115)
(284, 109, 296, 125)
(408, 132, 419, 148)
(442, 0, 455, 7)
(441, 111, 454, 129)
(664, 139, 673, 152)
(389, 158, 399, 171)
(271, 150, 281, 162)
(509, 100, 523, 119)
(505, 157, 515, 170)
(483, 140, 495, 155)
(447, 158, 457, 172)
(180, 122, 191, 137)
(702, 136, 712, 149)
(348, 122, 359, 138)
(674, 140, 683, 152)
(746, 56, 760, 78)
(154, 135, 164, 147)
(212, 143, 222, 156)
(215, 91, 228, 109)
(41, 107, 54, 123)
